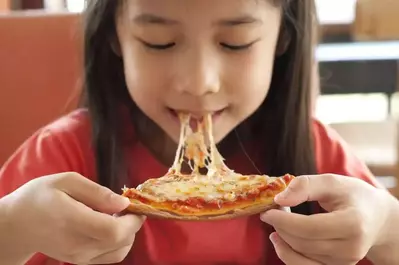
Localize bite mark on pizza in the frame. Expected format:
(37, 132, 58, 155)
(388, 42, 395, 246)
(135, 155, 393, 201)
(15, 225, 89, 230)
(122, 113, 294, 220)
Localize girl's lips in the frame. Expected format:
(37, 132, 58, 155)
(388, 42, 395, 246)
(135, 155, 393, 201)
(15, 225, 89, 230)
(168, 108, 224, 119)
(167, 108, 225, 129)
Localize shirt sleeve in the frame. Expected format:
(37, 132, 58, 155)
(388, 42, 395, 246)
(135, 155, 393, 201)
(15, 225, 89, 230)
(0, 110, 94, 265)
(313, 119, 384, 188)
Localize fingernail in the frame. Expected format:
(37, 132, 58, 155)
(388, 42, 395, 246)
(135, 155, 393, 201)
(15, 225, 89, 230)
(275, 191, 287, 200)
(113, 194, 130, 205)
(260, 212, 269, 222)
(269, 233, 278, 245)
(110, 193, 121, 201)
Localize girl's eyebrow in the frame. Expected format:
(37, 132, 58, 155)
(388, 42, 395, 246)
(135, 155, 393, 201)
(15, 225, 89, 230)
(133, 14, 179, 25)
(217, 15, 263, 26)
(132, 13, 263, 27)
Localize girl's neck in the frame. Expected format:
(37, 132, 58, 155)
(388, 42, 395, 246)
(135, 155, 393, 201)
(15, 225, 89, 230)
(133, 116, 264, 169)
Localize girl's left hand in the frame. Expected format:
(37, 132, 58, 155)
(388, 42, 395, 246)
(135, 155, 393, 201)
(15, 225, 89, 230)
(261, 174, 392, 265)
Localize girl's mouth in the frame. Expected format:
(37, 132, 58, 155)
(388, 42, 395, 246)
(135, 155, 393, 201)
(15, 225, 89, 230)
(167, 108, 225, 130)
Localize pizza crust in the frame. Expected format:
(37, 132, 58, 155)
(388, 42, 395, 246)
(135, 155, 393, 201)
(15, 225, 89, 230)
(123, 198, 280, 221)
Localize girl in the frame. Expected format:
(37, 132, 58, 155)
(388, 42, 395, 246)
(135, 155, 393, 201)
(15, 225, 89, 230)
(0, 0, 398, 264)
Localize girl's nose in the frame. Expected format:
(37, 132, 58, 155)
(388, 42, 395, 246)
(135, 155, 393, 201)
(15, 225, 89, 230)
(174, 49, 221, 96)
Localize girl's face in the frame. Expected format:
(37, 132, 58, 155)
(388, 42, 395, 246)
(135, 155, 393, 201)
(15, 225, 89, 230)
(115, 0, 282, 143)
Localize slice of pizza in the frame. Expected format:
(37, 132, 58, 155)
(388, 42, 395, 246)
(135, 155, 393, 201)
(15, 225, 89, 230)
(122, 172, 294, 220)
(122, 113, 294, 220)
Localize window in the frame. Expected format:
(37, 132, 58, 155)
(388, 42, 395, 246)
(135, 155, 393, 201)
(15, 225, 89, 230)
(315, 0, 357, 24)
(65, 0, 85, 13)
(315, 93, 389, 124)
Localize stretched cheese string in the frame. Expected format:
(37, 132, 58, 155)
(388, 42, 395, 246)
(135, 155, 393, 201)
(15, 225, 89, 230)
(168, 112, 234, 179)
(168, 113, 189, 175)
(204, 114, 232, 178)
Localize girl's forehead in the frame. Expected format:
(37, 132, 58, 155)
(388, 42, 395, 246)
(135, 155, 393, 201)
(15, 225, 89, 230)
(119, 0, 279, 22)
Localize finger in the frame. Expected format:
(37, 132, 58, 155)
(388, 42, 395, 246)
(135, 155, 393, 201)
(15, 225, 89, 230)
(88, 245, 132, 264)
(277, 230, 367, 264)
(306, 255, 359, 265)
(274, 174, 348, 209)
(276, 229, 344, 257)
(270, 232, 322, 265)
(260, 209, 357, 239)
(71, 217, 140, 265)
(115, 214, 146, 235)
(309, 256, 358, 265)
(96, 214, 145, 248)
(54, 172, 130, 214)
(91, 214, 145, 244)
(67, 196, 145, 242)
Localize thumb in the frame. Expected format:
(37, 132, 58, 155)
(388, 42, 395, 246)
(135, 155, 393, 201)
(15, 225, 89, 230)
(274, 174, 347, 208)
(54, 172, 130, 214)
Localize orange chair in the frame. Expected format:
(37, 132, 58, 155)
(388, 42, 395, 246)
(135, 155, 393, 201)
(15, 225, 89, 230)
(0, 11, 82, 166)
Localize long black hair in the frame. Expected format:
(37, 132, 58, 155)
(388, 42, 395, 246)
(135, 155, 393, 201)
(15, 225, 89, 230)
(80, 0, 318, 216)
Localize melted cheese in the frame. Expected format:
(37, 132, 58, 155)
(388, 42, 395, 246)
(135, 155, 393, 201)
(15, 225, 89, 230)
(136, 174, 279, 202)
(168, 113, 233, 178)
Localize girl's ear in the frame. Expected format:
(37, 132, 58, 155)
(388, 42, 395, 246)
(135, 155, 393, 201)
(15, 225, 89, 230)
(275, 26, 291, 57)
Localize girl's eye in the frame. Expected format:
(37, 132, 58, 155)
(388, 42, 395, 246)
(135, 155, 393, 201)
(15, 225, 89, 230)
(143, 41, 175, 50)
(220, 42, 255, 51)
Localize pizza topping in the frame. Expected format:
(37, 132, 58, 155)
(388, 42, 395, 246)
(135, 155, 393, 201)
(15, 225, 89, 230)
(124, 173, 294, 205)
(124, 179, 292, 215)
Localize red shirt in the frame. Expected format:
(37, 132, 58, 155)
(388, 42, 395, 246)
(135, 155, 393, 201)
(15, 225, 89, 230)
(0, 109, 379, 265)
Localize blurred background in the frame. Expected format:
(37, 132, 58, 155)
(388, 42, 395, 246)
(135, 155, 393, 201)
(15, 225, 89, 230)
(0, 0, 398, 197)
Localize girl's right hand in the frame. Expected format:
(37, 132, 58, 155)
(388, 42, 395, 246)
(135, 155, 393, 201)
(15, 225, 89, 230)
(1, 172, 145, 264)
